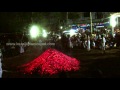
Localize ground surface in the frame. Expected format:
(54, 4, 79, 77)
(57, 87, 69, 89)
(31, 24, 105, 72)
(2, 46, 120, 78)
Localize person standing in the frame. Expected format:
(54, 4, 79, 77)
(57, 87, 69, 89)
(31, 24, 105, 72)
(20, 44, 24, 54)
(101, 34, 106, 54)
(68, 35, 73, 49)
(87, 35, 91, 51)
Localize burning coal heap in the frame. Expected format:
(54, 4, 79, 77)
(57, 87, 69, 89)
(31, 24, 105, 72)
(18, 48, 80, 76)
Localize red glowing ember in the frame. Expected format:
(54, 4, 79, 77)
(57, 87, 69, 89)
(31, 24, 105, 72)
(18, 48, 80, 75)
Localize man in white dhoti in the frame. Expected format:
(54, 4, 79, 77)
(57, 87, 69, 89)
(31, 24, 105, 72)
(87, 35, 91, 51)
(69, 36, 73, 49)
(20, 44, 24, 54)
(0, 49, 3, 78)
(101, 34, 106, 54)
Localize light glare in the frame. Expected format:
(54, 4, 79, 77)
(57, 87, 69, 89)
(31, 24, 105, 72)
(43, 30, 47, 38)
(70, 29, 75, 37)
(30, 25, 39, 38)
(110, 15, 116, 27)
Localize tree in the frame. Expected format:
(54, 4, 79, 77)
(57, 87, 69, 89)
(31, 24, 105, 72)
(68, 12, 80, 19)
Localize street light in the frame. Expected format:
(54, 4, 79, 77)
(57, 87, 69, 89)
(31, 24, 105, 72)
(70, 29, 76, 37)
(60, 26, 63, 29)
(110, 15, 116, 27)
(110, 13, 120, 37)
(29, 25, 40, 39)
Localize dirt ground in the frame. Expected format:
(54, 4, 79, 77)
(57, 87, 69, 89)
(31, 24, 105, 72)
(2, 46, 120, 78)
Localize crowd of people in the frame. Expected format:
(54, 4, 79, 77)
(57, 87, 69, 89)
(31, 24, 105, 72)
(0, 27, 120, 57)
(0, 27, 120, 78)
(51, 27, 120, 54)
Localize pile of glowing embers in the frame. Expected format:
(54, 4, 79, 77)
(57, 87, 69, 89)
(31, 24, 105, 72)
(18, 48, 80, 77)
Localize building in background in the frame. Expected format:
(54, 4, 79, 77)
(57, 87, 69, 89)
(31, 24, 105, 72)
(66, 12, 115, 29)
(67, 12, 112, 24)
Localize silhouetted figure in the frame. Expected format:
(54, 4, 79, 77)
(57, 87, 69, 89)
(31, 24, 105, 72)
(115, 32, 120, 48)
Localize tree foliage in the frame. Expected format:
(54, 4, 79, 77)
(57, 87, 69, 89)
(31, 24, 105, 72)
(0, 12, 67, 33)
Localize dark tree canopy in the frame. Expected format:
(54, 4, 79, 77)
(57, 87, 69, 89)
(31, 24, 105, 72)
(0, 12, 67, 33)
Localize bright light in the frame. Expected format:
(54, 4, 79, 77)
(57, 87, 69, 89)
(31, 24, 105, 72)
(59, 36, 61, 39)
(60, 26, 63, 29)
(43, 30, 47, 38)
(110, 15, 116, 27)
(70, 29, 75, 37)
(30, 25, 39, 38)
